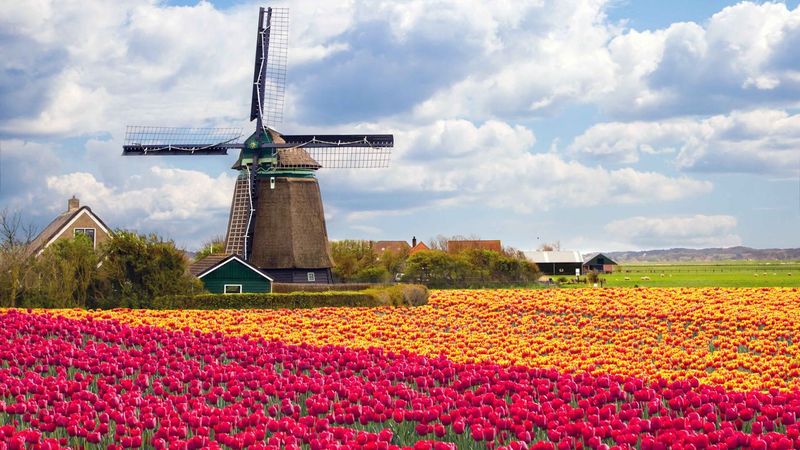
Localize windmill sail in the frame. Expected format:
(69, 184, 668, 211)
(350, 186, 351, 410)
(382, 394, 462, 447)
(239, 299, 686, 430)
(250, 7, 288, 129)
(122, 126, 243, 155)
(278, 134, 393, 168)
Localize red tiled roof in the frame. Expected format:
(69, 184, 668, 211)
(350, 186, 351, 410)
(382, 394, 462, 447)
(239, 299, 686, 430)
(372, 240, 410, 254)
(409, 241, 430, 255)
(447, 240, 502, 253)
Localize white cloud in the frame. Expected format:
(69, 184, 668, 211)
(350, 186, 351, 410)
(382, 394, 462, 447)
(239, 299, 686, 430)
(569, 108, 800, 175)
(604, 214, 742, 249)
(5, 0, 800, 140)
(0, 0, 360, 138)
(603, 2, 800, 118)
(43, 168, 236, 247)
(0, 139, 62, 207)
(4, 0, 798, 249)
(321, 119, 713, 219)
(410, 0, 619, 121)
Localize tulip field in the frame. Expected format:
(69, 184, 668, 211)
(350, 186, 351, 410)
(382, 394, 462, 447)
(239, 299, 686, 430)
(3, 288, 800, 449)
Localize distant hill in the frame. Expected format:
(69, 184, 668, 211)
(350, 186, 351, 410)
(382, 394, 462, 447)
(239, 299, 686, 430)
(606, 246, 800, 263)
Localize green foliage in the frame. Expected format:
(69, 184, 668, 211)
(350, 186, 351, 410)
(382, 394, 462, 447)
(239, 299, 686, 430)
(0, 211, 210, 308)
(377, 248, 408, 276)
(403, 249, 540, 288)
(272, 282, 375, 293)
(0, 208, 37, 307)
(26, 235, 99, 308)
(586, 270, 600, 284)
(153, 284, 428, 309)
(0, 246, 33, 307)
(194, 236, 226, 262)
(354, 265, 392, 283)
(92, 230, 203, 308)
(330, 241, 414, 283)
(402, 250, 472, 287)
(362, 284, 429, 306)
(330, 240, 378, 282)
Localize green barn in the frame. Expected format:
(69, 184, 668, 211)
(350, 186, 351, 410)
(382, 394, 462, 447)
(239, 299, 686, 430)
(189, 254, 273, 294)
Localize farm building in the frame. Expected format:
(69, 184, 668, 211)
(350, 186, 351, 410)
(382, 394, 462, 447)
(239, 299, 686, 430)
(447, 240, 502, 253)
(372, 240, 411, 254)
(524, 251, 584, 276)
(582, 253, 618, 273)
(189, 254, 273, 294)
(27, 196, 112, 256)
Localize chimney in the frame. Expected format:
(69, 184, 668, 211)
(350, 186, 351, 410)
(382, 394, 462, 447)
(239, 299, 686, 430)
(68, 196, 80, 212)
(412, 236, 417, 247)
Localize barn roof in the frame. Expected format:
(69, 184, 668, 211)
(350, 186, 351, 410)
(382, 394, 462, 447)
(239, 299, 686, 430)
(523, 251, 583, 263)
(189, 254, 231, 277)
(583, 252, 618, 265)
(190, 254, 273, 281)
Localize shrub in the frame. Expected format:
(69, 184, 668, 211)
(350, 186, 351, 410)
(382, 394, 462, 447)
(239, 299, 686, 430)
(92, 230, 202, 309)
(24, 235, 99, 308)
(586, 271, 600, 284)
(362, 284, 429, 307)
(153, 284, 429, 310)
(354, 266, 392, 283)
(272, 282, 376, 293)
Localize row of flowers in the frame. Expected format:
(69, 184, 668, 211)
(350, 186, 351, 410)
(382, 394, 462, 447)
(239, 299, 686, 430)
(45, 288, 800, 392)
(2, 310, 800, 449)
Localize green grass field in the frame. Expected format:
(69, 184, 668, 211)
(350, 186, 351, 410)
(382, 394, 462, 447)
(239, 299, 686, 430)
(597, 261, 800, 287)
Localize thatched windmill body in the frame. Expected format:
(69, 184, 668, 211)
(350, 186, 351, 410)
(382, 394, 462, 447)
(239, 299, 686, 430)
(123, 7, 393, 283)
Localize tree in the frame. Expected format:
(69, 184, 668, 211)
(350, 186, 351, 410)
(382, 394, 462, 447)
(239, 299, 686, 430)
(427, 234, 482, 252)
(402, 250, 473, 288)
(30, 235, 98, 308)
(330, 240, 378, 282)
(94, 230, 203, 308)
(0, 208, 37, 249)
(0, 209, 37, 307)
(403, 248, 540, 288)
(194, 235, 226, 261)
(377, 248, 408, 279)
(538, 241, 561, 251)
(353, 266, 391, 283)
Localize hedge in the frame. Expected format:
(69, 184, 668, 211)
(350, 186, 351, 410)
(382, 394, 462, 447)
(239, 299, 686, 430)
(152, 284, 428, 310)
(271, 282, 375, 293)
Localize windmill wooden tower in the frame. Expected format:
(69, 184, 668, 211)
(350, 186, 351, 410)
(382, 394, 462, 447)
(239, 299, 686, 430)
(123, 7, 393, 283)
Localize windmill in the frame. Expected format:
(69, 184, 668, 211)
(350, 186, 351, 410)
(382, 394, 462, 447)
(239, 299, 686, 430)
(122, 7, 393, 283)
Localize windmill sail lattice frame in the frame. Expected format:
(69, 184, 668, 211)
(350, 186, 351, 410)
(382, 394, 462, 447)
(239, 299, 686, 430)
(251, 7, 288, 129)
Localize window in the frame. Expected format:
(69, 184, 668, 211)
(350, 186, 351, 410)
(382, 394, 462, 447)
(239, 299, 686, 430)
(223, 284, 242, 294)
(307, 272, 316, 282)
(74, 228, 96, 247)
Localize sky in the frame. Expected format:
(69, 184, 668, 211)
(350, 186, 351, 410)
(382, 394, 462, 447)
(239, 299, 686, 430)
(1, 0, 799, 253)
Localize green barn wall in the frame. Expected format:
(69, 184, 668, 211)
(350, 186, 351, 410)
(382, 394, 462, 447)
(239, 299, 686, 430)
(200, 259, 272, 294)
